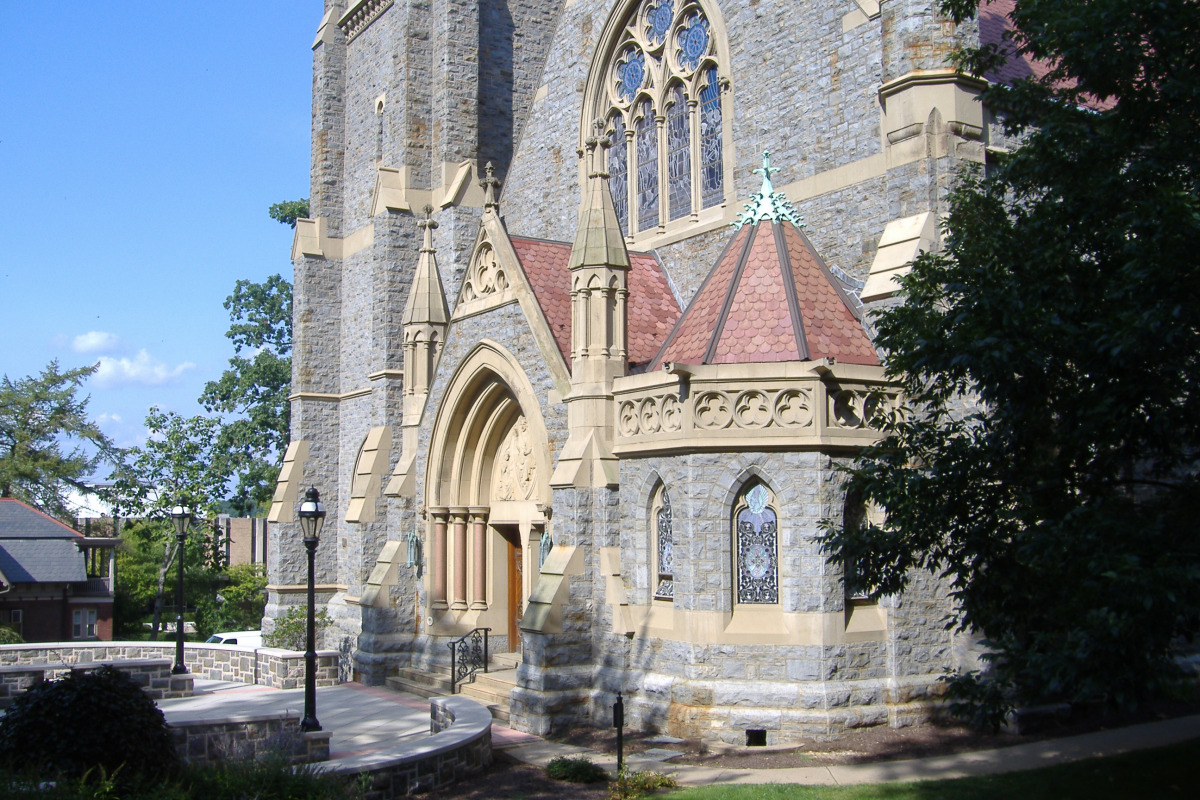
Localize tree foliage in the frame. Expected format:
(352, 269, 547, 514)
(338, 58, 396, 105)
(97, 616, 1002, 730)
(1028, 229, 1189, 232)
(0, 361, 118, 520)
(823, 0, 1200, 723)
(267, 198, 309, 229)
(199, 274, 292, 515)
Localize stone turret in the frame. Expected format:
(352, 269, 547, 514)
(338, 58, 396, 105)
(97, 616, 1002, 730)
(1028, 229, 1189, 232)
(401, 205, 450, 412)
(550, 124, 631, 489)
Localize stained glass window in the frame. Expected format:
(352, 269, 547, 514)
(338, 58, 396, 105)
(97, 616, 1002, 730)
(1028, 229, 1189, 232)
(666, 86, 691, 221)
(735, 483, 778, 604)
(654, 486, 674, 600)
(645, 0, 673, 45)
(636, 100, 659, 232)
(699, 65, 724, 209)
(598, 1, 727, 234)
(608, 114, 629, 234)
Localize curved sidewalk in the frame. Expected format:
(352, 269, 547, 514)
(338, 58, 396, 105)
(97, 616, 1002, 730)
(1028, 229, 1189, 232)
(499, 714, 1200, 786)
(160, 682, 1200, 786)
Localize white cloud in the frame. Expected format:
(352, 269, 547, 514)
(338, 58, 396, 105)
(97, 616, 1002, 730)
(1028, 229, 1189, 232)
(72, 330, 122, 354)
(92, 349, 195, 388)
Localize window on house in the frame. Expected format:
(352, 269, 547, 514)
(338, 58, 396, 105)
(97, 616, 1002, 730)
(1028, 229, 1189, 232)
(600, 0, 728, 236)
(72, 608, 97, 639)
(653, 485, 674, 600)
(735, 482, 778, 605)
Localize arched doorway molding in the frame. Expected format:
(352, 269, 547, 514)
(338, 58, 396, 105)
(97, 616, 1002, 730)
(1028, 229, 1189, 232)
(424, 340, 552, 645)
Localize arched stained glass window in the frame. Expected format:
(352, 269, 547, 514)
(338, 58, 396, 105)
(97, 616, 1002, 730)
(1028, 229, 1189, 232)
(699, 65, 723, 209)
(609, 114, 629, 233)
(735, 482, 778, 605)
(596, 0, 728, 237)
(653, 485, 674, 600)
(636, 100, 660, 232)
(666, 86, 691, 221)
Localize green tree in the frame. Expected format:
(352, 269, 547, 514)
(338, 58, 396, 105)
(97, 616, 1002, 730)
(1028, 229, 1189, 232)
(194, 563, 267, 638)
(0, 361, 118, 520)
(199, 274, 292, 515)
(822, 0, 1200, 725)
(268, 198, 309, 229)
(108, 409, 227, 639)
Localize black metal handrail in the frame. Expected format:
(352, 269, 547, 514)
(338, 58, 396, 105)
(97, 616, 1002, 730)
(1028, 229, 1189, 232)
(447, 627, 490, 693)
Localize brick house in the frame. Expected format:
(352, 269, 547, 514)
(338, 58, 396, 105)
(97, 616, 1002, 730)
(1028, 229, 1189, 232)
(0, 499, 117, 642)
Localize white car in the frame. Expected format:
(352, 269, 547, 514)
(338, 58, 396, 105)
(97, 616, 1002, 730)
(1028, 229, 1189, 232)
(205, 630, 263, 648)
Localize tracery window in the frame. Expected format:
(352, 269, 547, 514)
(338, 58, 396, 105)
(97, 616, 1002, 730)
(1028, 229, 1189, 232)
(599, 0, 728, 235)
(653, 485, 674, 600)
(735, 482, 778, 605)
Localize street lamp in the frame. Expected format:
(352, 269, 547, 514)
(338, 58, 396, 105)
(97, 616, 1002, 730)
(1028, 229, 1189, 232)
(169, 504, 192, 675)
(297, 486, 326, 732)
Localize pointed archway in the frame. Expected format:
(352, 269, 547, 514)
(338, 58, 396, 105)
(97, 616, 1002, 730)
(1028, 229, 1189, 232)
(424, 341, 552, 651)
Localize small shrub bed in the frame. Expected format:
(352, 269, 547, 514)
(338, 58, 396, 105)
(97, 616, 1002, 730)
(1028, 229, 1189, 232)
(546, 755, 609, 784)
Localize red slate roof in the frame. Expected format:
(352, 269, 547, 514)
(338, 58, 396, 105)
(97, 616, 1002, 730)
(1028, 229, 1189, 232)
(650, 222, 879, 369)
(511, 237, 682, 373)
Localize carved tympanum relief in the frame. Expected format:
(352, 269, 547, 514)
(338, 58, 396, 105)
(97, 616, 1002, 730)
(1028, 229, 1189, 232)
(493, 416, 536, 501)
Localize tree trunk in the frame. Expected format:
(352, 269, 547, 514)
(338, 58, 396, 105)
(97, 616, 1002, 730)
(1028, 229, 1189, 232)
(148, 539, 179, 641)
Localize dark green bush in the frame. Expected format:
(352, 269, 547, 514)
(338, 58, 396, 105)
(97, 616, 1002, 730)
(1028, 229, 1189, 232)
(546, 755, 609, 784)
(0, 666, 178, 785)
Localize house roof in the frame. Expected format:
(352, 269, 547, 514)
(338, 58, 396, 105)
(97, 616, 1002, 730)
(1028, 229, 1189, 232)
(650, 155, 879, 369)
(512, 237, 682, 372)
(0, 498, 88, 584)
(0, 498, 86, 540)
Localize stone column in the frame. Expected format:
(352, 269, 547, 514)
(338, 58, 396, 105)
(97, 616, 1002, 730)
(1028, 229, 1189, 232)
(469, 507, 489, 610)
(450, 507, 469, 609)
(429, 507, 449, 608)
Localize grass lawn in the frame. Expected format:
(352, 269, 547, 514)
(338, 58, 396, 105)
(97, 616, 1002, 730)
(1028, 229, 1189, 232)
(666, 736, 1196, 799)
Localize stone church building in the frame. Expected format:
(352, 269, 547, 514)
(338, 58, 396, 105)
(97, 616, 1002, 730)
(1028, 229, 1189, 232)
(268, 0, 994, 743)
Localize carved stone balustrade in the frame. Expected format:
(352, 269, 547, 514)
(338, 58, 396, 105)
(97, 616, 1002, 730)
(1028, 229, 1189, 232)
(612, 361, 897, 455)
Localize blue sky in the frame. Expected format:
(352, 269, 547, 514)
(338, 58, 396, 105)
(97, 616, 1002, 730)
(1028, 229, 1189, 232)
(1, 3, 317, 452)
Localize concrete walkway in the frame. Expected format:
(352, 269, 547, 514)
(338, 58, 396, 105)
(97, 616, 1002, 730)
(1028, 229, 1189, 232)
(159, 682, 1200, 786)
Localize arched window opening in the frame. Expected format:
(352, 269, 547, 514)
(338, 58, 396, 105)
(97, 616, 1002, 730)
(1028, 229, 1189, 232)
(595, 0, 728, 237)
(734, 482, 778, 605)
(653, 485, 674, 600)
(666, 86, 691, 221)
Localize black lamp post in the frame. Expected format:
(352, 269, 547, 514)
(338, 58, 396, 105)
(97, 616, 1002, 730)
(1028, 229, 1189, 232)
(297, 486, 326, 732)
(169, 504, 192, 675)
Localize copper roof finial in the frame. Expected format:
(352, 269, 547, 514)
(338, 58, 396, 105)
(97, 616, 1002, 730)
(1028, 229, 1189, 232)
(732, 151, 805, 230)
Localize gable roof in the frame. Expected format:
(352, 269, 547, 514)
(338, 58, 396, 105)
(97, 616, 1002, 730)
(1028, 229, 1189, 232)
(511, 236, 682, 372)
(0, 498, 87, 585)
(0, 498, 85, 540)
(650, 156, 879, 370)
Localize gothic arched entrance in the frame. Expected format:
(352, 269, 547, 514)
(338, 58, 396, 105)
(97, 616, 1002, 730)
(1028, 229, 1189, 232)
(424, 341, 552, 652)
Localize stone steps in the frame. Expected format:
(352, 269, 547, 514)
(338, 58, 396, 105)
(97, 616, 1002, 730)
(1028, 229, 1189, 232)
(386, 652, 522, 724)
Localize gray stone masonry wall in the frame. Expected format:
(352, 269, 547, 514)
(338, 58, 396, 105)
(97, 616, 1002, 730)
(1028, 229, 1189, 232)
(432, 0, 480, 166)
(312, 4, 347, 235)
(171, 715, 330, 767)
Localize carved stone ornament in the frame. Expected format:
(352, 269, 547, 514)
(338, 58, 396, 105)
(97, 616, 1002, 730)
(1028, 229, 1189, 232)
(493, 417, 536, 501)
(461, 243, 508, 302)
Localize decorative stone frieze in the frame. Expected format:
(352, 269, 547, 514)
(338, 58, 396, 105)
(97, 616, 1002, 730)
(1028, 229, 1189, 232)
(339, 0, 394, 43)
(613, 361, 895, 454)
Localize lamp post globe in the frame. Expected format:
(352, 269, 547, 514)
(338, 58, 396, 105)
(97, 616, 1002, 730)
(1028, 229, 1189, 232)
(169, 505, 192, 675)
(297, 487, 326, 732)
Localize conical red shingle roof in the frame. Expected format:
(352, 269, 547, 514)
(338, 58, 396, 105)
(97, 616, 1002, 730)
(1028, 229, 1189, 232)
(651, 154, 879, 369)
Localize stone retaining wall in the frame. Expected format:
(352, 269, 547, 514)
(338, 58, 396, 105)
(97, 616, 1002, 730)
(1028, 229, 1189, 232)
(323, 696, 493, 798)
(0, 642, 339, 690)
(169, 711, 331, 767)
(0, 658, 192, 708)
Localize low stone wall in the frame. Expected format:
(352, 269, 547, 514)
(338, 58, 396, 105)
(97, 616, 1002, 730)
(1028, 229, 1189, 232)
(322, 696, 493, 798)
(169, 710, 332, 767)
(0, 642, 339, 690)
(0, 658, 192, 708)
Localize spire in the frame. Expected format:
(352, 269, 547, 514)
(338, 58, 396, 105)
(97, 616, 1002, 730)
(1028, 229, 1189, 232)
(480, 161, 501, 213)
(567, 119, 631, 272)
(732, 151, 805, 230)
(402, 205, 450, 327)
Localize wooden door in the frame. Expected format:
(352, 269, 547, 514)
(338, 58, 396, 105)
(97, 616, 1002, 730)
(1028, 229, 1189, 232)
(507, 534, 523, 649)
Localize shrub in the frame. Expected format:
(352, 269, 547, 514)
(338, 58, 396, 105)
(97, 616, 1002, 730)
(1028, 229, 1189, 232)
(0, 666, 178, 785)
(608, 769, 677, 800)
(546, 755, 609, 784)
(0, 625, 23, 644)
(264, 605, 332, 651)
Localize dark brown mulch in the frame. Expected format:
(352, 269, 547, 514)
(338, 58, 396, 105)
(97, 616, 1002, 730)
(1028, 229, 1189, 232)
(417, 751, 611, 800)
